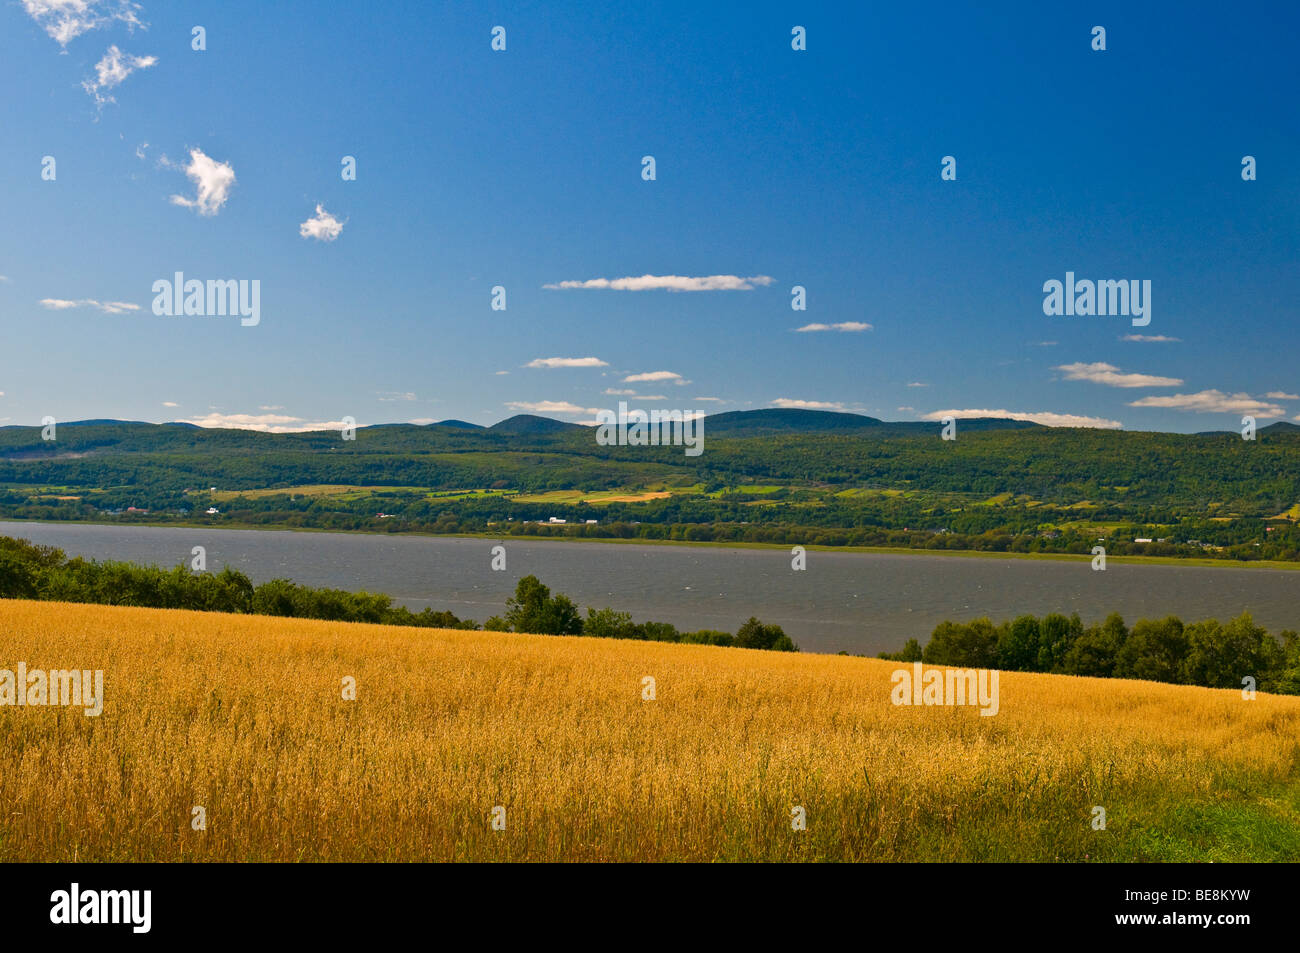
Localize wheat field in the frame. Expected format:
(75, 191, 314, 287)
(1, 599, 1298, 862)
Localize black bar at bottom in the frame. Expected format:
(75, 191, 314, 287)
(0, 861, 1282, 941)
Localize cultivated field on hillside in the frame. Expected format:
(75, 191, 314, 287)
(1, 600, 1298, 862)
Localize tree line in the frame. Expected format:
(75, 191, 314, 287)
(0, 535, 797, 652)
(878, 611, 1300, 695)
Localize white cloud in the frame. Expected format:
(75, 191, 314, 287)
(180, 412, 353, 433)
(693, 396, 724, 402)
(543, 274, 774, 292)
(167, 148, 235, 216)
(135, 142, 148, 159)
(922, 408, 1123, 429)
(505, 400, 599, 416)
(1121, 334, 1181, 343)
(906, 381, 928, 388)
(22, 0, 144, 48)
(1055, 362, 1182, 388)
(623, 371, 682, 383)
(1030, 340, 1058, 347)
(1127, 390, 1285, 417)
(897, 406, 914, 412)
(772, 398, 845, 410)
(259, 405, 284, 411)
(39, 297, 139, 313)
(0, 275, 9, 282)
(377, 392, 416, 402)
(82, 45, 156, 105)
(1264, 391, 1299, 400)
(494, 370, 509, 376)
(794, 322, 872, 332)
(162, 401, 179, 408)
(408, 418, 436, 425)
(299, 204, 345, 241)
(604, 390, 667, 400)
(525, 357, 608, 369)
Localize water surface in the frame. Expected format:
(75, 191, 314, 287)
(4, 521, 1297, 655)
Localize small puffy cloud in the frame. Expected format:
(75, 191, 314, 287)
(897, 406, 914, 412)
(1264, 391, 1299, 400)
(505, 400, 600, 416)
(408, 418, 436, 425)
(181, 412, 353, 433)
(525, 357, 608, 369)
(1030, 340, 1058, 347)
(377, 391, 416, 402)
(906, 381, 928, 388)
(162, 401, 179, 408)
(772, 398, 845, 410)
(604, 390, 666, 400)
(23, 0, 144, 48)
(623, 370, 682, 383)
(922, 408, 1123, 429)
(0, 275, 9, 282)
(494, 370, 509, 376)
(1055, 362, 1182, 388)
(40, 297, 139, 314)
(135, 142, 148, 159)
(259, 405, 284, 411)
(167, 148, 236, 216)
(543, 274, 774, 292)
(1127, 390, 1285, 417)
(83, 45, 156, 105)
(299, 204, 345, 241)
(693, 396, 724, 402)
(794, 321, 872, 332)
(1121, 334, 1181, 343)
(93, 301, 140, 314)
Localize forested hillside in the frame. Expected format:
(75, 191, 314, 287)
(2, 413, 1298, 561)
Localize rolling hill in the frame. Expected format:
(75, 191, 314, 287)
(2, 599, 1296, 861)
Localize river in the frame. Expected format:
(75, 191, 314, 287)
(3, 520, 1298, 655)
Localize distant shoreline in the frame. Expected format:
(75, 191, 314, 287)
(3, 516, 1299, 572)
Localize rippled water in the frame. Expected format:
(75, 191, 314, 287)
(4, 521, 1298, 655)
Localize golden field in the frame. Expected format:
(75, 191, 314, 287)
(1, 598, 1298, 862)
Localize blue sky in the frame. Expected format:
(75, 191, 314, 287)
(1, 0, 1297, 433)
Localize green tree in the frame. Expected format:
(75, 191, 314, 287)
(923, 618, 999, 667)
(504, 575, 583, 635)
(996, 616, 1041, 670)
(896, 637, 923, 662)
(1062, 613, 1127, 677)
(1115, 616, 1188, 683)
(585, 607, 635, 639)
(1181, 613, 1281, 689)
(1035, 613, 1084, 673)
(735, 617, 796, 652)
